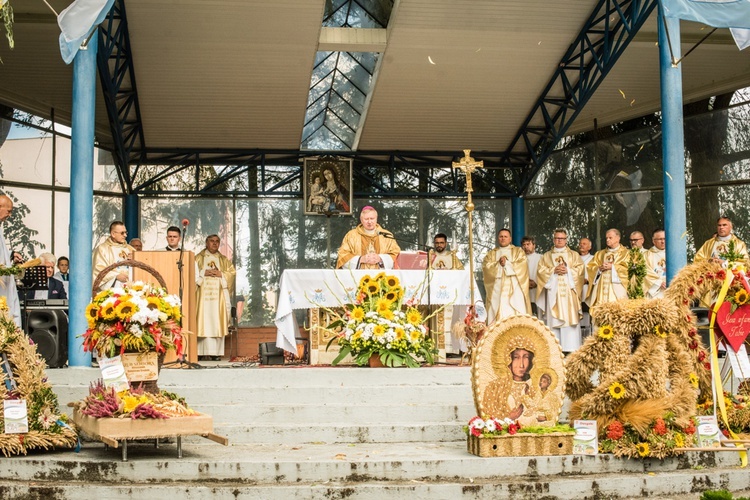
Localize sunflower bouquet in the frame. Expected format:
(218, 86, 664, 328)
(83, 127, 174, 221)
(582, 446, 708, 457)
(82, 282, 184, 358)
(325, 273, 438, 367)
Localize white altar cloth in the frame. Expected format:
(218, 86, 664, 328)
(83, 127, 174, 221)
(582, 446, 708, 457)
(274, 269, 483, 353)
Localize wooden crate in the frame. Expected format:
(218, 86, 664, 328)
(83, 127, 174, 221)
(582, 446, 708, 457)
(467, 432, 574, 457)
(73, 409, 227, 460)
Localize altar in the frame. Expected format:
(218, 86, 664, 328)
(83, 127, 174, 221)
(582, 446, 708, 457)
(274, 269, 483, 364)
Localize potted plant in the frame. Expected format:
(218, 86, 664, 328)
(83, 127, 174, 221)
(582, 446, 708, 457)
(325, 273, 438, 367)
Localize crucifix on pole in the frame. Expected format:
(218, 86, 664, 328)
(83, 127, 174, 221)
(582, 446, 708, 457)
(452, 149, 483, 307)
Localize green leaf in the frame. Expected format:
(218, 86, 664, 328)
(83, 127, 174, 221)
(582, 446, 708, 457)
(331, 346, 351, 366)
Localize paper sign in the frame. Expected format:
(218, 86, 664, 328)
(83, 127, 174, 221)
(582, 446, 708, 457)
(121, 352, 159, 382)
(726, 344, 750, 380)
(99, 356, 130, 392)
(573, 420, 598, 455)
(696, 415, 722, 448)
(4, 400, 29, 434)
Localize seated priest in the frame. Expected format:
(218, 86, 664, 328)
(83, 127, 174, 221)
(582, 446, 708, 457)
(21, 253, 67, 301)
(336, 206, 401, 270)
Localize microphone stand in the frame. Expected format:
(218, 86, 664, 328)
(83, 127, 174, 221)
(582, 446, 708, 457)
(163, 224, 202, 369)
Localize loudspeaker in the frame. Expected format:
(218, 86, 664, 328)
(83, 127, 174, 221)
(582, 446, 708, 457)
(27, 310, 68, 369)
(259, 342, 284, 365)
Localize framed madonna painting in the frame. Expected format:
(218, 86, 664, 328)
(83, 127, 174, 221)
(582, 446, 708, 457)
(303, 157, 353, 216)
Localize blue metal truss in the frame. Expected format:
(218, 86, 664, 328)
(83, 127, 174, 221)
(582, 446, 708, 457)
(97, 0, 656, 199)
(97, 0, 145, 194)
(498, 0, 658, 194)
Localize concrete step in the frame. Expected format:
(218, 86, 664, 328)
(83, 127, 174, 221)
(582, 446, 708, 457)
(1, 443, 746, 499)
(183, 422, 467, 444)
(188, 402, 476, 425)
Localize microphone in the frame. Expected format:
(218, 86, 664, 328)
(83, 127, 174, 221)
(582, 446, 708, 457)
(181, 218, 189, 227)
(378, 231, 393, 238)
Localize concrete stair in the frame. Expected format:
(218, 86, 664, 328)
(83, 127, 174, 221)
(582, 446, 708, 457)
(0, 365, 746, 499)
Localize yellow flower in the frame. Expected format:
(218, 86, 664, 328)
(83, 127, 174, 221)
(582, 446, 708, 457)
(608, 382, 627, 399)
(366, 282, 380, 295)
(86, 303, 100, 325)
(385, 275, 399, 288)
(736, 289, 749, 306)
(146, 296, 162, 310)
(100, 303, 117, 321)
(171, 306, 182, 321)
(597, 325, 614, 340)
(689, 373, 699, 389)
(115, 301, 136, 320)
(352, 330, 363, 340)
(394, 327, 406, 340)
(380, 309, 394, 321)
(654, 325, 668, 338)
(358, 276, 371, 289)
(384, 291, 398, 302)
(674, 433, 685, 448)
(376, 297, 391, 313)
(373, 324, 386, 337)
(406, 308, 422, 326)
(409, 329, 422, 342)
(350, 306, 365, 322)
(122, 394, 141, 413)
(636, 442, 649, 457)
(373, 272, 386, 283)
(0, 296, 7, 311)
(94, 290, 110, 302)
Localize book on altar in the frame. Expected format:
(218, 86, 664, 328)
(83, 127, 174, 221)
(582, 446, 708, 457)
(397, 251, 428, 270)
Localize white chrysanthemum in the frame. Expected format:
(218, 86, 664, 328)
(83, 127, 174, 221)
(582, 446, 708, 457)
(484, 419, 497, 432)
(164, 294, 181, 307)
(131, 306, 161, 325)
(129, 324, 144, 338)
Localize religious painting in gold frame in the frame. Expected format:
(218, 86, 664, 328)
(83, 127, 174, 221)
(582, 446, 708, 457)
(471, 315, 565, 427)
(303, 157, 353, 216)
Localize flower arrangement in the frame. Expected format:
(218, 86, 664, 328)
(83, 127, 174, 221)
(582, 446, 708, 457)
(76, 380, 196, 420)
(325, 273, 438, 367)
(598, 414, 697, 459)
(464, 416, 573, 438)
(698, 391, 750, 434)
(82, 282, 184, 358)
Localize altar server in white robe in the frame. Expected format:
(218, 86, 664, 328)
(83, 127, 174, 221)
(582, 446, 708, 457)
(537, 229, 585, 353)
(645, 229, 667, 299)
(195, 234, 236, 359)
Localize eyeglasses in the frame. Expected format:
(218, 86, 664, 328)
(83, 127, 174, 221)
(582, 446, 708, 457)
(113, 231, 127, 235)
(629, 238, 643, 242)
(653, 238, 665, 241)
(553, 237, 567, 240)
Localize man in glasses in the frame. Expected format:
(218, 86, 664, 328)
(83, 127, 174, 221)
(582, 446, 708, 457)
(628, 231, 647, 255)
(92, 220, 135, 292)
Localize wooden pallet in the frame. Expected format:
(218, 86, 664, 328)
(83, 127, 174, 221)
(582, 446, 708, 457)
(73, 409, 228, 461)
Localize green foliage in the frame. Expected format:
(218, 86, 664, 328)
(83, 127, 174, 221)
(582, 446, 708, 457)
(626, 247, 646, 299)
(700, 490, 733, 500)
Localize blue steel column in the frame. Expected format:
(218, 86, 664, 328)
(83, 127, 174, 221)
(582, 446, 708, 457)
(123, 193, 140, 237)
(68, 36, 99, 367)
(511, 196, 525, 246)
(658, 10, 687, 282)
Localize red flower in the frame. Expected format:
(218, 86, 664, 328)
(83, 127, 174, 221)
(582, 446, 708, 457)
(688, 287, 695, 296)
(688, 340, 698, 350)
(686, 315, 693, 322)
(653, 418, 667, 436)
(698, 351, 706, 361)
(683, 300, 690, 305)
(606, 421, 625, 440)
(508, 424, 518, 435)
(697, 278, 704, 285)
(684, 422, 696, 435)
(689, 328, 697, 337)
(704, 362, 712, 371)
(722, 429, 730, 437)
(470, 427, 481, 437)
(705, 272, 714, 280)
(717, 270, 726, 280)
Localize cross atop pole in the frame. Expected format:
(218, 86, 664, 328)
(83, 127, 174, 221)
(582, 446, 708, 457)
(452, 149, 483, 307)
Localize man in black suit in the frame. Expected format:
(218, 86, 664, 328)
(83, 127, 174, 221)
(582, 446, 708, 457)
(22, 253, 67, 301)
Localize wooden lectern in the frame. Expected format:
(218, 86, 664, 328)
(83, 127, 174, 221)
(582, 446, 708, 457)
(132, 251, 197, 364)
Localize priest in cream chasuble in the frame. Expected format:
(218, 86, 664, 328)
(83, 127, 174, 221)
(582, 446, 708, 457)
(586, 229, 629, 308)
(92, 221, 135, 292)
(336, 206, 400, 270)
(195, 234, 236, 357)
(536, 230, 584, 353)
(482, 229, 530, 324)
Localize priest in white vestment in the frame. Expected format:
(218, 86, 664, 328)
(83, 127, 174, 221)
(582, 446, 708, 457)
(521, 236, 541, 316)
(694, 217, 748, 263)
(195, 234, 236, 359)
(336, 206, 400, 270)
(537, 229, 585, 353)
(92, 221, 135, 292)
(482, 229, 530, 324)
(0, 195, 22, 327)
(586, 229, 629, 308)
(645, 229, 667, 299)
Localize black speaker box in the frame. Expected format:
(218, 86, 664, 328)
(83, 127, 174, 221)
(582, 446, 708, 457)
(27, 310, 68, 369)
(259, 342, 285, 365)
